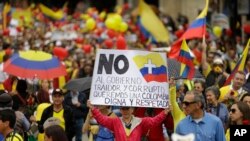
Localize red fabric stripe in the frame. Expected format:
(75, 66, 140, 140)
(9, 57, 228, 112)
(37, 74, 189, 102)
(143, 74, 167, 82)
(168, 41, 182, 59)
(177, 56, 194, 67)
(180, 25, 206, 40)
(4, 64, 66, 79)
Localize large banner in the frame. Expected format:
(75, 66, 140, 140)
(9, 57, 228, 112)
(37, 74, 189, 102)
(90, 49, 169, 108)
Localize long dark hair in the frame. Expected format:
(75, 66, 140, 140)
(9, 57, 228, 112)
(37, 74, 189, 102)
(45, 125, 68, 141)
(230, 102, 250, 125)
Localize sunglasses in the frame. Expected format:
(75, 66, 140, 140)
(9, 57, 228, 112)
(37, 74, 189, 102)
(182, 101, 197, 106)
(230, 108, 236, 113)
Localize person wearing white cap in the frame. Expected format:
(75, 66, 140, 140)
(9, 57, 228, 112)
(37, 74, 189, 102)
(205, 57, 229, 88)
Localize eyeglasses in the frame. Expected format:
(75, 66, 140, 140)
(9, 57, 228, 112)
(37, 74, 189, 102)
(182, 101, 197, 106)
(230, 108, 236, 113)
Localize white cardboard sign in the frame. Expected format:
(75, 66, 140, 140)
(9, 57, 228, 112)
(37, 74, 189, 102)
(90, 49, 169, 108)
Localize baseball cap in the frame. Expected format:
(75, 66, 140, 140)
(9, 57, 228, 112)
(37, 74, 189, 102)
(52, 89, 64, 96)
(213, 58, 223, 65)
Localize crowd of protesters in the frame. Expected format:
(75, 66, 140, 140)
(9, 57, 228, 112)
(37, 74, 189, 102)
(1, 1, 250, 141)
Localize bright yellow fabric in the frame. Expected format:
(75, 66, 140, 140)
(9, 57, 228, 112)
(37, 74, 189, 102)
(35, 103, 51, 141)
(0, 51, 5, 63)
(35, 103, 51, 121)
(125, 127, 131, 137)
(169, 87, 186, 131)
(219, 85, 239, 102)
(203, 65, 211, 77)
(58, 76, 66, 89)
(53, 109, 65, 130)
(138, 0, 169, 43)
(225, 129, 230, 141)
(0, 84, 4, 90)
(5, 132, 23, 141)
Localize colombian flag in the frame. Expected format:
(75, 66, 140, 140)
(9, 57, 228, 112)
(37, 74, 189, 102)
(133, 53, 167, 82)
(168, 0, 209, 58)
(224, 39, 250, 86)
(2, 3, 11, 30)
(39, 4, 65, 21)
(178, 40, 195, 80)
(138, 0, 169, 44)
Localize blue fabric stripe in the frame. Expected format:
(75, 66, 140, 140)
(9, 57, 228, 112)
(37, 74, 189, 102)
(140, 65, 167, 76)
(179, 50, 193, 60)
(10, 54, 60, 70)
(180, 66, 189, 77)
(189, 18, 206, 29)
(137, 17, 157, 43)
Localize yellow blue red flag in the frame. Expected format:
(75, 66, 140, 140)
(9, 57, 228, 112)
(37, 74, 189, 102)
(178, 40, 195, 80)
(224, 39, 250, 86)
(2, 3, 11, 29)
(133, 53, 168, 82)
(169, 0, 209, 58)
(39, 4, 65, 21)
(138, 0, 169, 43)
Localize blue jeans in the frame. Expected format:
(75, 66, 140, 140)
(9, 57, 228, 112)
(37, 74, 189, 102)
(75, 118, 84, 141)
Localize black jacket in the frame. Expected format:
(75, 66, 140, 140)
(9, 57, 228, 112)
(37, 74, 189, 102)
(38, 105, 75, 141)
(63, 91, 88, 120)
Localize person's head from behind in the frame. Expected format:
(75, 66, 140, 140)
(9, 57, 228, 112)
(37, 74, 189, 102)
(229, 101, 250, 125)
(182, 91, 205, 116)
(120, 107, 134, 120)
(0, 91, 13, 110)
(240, 93, 250, 108)
(44, 125, 68, 141)
(0, 109, 16, 135)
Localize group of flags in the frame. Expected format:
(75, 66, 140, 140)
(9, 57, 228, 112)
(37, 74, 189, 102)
(138, 0, 209, 80)
(2, 0, 249, 85)
(139, 0, 250, 86)
(1, 2, 66, 29)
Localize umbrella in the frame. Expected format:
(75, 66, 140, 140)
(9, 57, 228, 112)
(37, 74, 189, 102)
(167, 59, 203, 79)
(64, 77, 92, 92)
(3, 50, 66, 79)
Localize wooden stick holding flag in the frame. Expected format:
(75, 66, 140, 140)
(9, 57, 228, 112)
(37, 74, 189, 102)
(223, 38, 250, 86)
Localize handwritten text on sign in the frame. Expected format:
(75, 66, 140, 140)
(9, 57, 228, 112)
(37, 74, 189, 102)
(90, 49, 169, 108)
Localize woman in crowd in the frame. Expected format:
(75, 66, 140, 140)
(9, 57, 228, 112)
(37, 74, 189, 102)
(239, 93, 250, 107)
(205, 86, 229, 131)
(87, 100, 170, 141)
(225, 101, 250, 141)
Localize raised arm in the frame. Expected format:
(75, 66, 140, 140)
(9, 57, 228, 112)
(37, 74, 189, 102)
(169, 78, 186, 131)
(87, 100, 115, 131)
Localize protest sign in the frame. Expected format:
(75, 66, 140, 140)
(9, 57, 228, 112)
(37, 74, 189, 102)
(90, 49, 169, 108)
